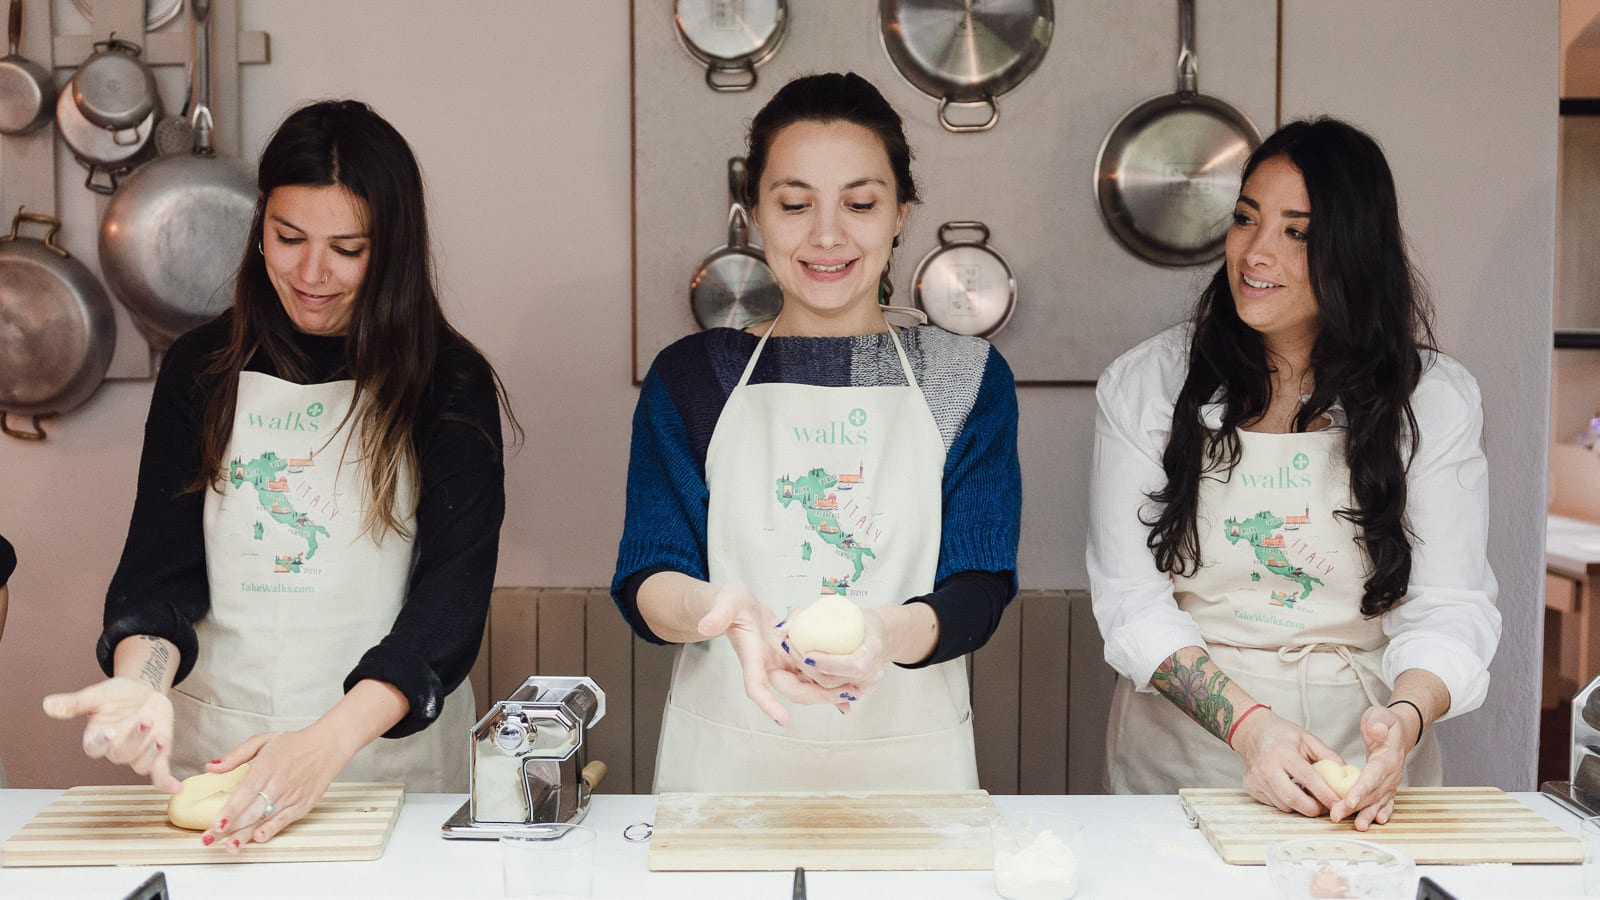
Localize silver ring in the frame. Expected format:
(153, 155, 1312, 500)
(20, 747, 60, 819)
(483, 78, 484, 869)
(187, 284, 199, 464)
(257, 790, 275, 818)
(622, 821, 653, 843)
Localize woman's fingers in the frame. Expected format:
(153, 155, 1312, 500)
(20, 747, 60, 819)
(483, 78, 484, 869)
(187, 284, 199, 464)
(212, 732, 273, 771)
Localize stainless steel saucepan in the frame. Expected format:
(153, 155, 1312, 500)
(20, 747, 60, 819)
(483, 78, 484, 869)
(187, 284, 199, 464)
(1094, 0, 1261, 267)
(0, 0, 54, 134)
(71, 36, 158, 133)
(911, 221, 1016, 338)
(674, 0, 787, 92)
(879, 0, 1053, 133)
(0, 209, 116, 441)
(98, 0, 253, 348)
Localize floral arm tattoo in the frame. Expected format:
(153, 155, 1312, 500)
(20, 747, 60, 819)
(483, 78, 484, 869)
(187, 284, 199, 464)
(1151, 651, 1235, 742)
(136, 635, 171, 693)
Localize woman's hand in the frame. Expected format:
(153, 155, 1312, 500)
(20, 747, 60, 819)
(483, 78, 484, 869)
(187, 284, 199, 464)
(1330, 706, 1409, 830)
(780, 606, 893, 707)
(42, 678, 180, 793)
(199, 726, 354, 852)
(695, 583, 847, 722)
(1231, 708, 1345, 817)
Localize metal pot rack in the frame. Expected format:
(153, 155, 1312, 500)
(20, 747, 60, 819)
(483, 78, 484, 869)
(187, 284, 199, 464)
(0, 0, 268, 380)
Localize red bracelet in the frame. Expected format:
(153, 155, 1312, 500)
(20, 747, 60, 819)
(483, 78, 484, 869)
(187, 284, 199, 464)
(1227, 703, 1270, 748)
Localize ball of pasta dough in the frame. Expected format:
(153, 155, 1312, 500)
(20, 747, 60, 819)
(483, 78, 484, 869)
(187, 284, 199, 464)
(167, 763, 251, 830)
(786, 595, 866, 655)
(1311, 759, 1361, 798)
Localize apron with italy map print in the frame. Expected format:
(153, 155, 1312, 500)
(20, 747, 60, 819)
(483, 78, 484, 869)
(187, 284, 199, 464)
(652, 321, 978, 793)
(1107, 426, 1441, 793)
(170, 370, 476, 791)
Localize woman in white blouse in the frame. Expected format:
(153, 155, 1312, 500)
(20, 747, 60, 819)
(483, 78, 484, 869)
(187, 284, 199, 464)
(1087, 118, 1500, 831)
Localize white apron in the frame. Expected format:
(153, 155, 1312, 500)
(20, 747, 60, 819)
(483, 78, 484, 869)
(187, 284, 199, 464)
(653, 322, 977, 792)
(173, 371, 475, 792)
(1107, 427, 1441, 793)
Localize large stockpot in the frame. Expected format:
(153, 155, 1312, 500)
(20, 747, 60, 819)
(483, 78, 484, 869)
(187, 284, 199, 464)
(674, 0, 787, 92)
(0, 0, 55, 135)
(1094, 0, 1261, 267)
(879, 0, 1053, 133)
(98, 0, 253, 349)
(910, 221, 1016, 338)
(0, 210, 116, 441)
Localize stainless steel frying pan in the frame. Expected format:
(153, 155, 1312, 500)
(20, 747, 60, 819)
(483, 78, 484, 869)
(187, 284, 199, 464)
(879, 0, 1053, 133)
(1094, 0, 1261, 266)
(674, 0, 787, 93)
(0, 0, 54, 135)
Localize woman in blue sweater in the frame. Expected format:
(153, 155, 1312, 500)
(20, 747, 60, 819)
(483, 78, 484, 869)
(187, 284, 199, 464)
(612, 73, 1021, 792)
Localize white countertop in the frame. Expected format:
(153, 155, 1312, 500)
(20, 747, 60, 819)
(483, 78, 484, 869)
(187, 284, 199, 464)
(0, 790, 1588, 899)
(1547, 513, 1600, 577)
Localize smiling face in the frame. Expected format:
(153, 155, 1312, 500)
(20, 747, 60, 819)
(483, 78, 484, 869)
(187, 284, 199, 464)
(749, 120, 908, 336)
(261, 184, 371, 336)
(1225, 155, 1319, 349)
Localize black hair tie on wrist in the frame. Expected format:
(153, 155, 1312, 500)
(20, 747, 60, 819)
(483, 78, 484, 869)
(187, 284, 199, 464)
(1387, 699, 1425, 748)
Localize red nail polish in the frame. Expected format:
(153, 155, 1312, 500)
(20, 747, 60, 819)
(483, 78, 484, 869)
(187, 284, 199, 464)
(154, 740, 165, 751)
(230, 839, 240, 850)
(218, 818, 227, 829)
(208, 759, 221, 765)
(201, 834, 214, 846)
(137, 722, 151, 733)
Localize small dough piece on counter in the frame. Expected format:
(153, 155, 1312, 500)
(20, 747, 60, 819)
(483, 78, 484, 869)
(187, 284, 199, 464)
(786, 595, 866, 655)
(1311, 759, 1361, 798)
(168, 764, 251, 830)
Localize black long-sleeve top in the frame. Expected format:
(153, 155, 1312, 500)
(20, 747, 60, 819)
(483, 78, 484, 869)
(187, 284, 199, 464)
(0, 533, 14, 586)
(99, 314, 505, 738)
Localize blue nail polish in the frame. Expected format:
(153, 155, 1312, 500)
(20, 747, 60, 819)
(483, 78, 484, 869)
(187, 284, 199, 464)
(781, 641, 790, 652)
(804, 658, 815, 666)
(839, 692, 849, 699)
(774, 619, 786, 629)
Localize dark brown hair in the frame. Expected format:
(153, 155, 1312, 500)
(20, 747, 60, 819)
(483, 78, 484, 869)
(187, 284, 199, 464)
(1146, 117, 1435, 617)
(744, 72, 918, 302)
(192, 99, 516, 539)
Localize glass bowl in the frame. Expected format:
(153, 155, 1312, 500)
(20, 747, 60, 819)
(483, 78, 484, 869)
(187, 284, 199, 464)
(1264, 838, 1415, 899)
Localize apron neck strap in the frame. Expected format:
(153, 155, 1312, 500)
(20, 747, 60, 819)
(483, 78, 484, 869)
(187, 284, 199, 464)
(736, 314, 921, 391)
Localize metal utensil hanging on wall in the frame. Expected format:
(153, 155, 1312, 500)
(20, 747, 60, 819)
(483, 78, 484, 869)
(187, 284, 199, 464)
(689, 157, 783, 329)
(0, 209, 117, 441)
(1094, 0, 1261, 267)
(911, 221, 1017, 338)
(0, 0, 56, 134)
(98, 0, 254, 349)
(674, 0, 787, 92)
(54, 37, 160, 194)
(70, 0, 185, 31)
(878, 0, 1053, 133)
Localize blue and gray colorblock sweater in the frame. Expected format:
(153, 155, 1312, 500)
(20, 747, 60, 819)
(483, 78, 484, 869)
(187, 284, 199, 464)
(612, 325, 1021, 665)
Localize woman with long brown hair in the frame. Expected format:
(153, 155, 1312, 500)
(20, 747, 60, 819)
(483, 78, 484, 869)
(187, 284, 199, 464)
(45, 100, 513, 851)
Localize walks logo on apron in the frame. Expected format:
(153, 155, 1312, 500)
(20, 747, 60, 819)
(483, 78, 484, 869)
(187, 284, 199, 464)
(226, 400, 343, 584)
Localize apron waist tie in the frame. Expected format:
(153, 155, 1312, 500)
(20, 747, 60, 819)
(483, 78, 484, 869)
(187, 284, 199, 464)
(1274, 643, 1386, 740)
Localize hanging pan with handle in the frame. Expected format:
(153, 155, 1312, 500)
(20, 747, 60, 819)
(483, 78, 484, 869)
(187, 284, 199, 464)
(674, 0, 787, 93)
(98, 0, 255, 350)
(71, 35, 159, 133)
(54, 37, 160, 194)
(0, 209, 116, 441)
(1094, 0, 1261, 267)
(691, 158, 783, 330)
(879, 0, 1053, 133)
(0, 0, 56, 135)
(911, 221, 1017, 338)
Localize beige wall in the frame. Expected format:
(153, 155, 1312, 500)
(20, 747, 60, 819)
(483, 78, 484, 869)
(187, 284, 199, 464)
(0, 1, 1553, 792)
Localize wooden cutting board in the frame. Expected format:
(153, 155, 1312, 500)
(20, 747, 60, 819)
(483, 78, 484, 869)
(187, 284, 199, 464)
(2, 783, 405, 867)
(649, 790, 996, 871)
(1179, 786, 1585, 865)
